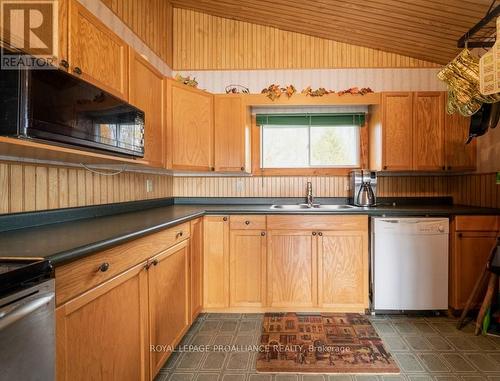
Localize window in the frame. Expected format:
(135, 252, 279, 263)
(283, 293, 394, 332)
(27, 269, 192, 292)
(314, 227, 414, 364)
(259, 114, 362, 169)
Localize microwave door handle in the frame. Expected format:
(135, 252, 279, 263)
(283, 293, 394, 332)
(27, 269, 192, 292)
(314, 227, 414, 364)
(0, 293, 54, 330)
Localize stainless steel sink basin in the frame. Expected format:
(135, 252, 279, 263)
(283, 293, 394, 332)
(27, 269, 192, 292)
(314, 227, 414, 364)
(270, 204, 356, 210)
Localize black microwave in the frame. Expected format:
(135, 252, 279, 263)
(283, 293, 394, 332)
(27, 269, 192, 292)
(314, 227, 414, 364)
(0, 63, 145, 157)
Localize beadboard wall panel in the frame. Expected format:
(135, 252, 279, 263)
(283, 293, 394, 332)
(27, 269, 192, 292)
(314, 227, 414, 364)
(173, 174, 500, 209)
(0, 162, 173, 215)
(173, 8, 440, 70)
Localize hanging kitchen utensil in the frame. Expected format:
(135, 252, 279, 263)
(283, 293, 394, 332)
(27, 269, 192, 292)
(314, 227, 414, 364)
(479, 17, 500, 95)
(465, 101, 500, 143)
(437, 49, 500, 116)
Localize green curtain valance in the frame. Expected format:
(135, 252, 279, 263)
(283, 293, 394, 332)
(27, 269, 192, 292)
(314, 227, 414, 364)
(255, 113, 366, 127)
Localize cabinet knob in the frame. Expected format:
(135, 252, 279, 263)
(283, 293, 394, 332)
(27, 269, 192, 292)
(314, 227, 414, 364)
(448, 166, 452, 170)
(245, 220, 250, 225)
(73, 66, 82, 75)
(458, 233, 463, 238)
(241, 167, 245, 171)
(442, 166, 446, 171)
(211, 167, 215, 171)
(152, 259, 159, 266)
(261, 231, 266, 236)
(98, 262, 110, 272)
(176, 231, 183, 239)
(60, 59, 69, 69)
(383, 166, 388, 170)
(318, 232, 323, 236)
(223, 217, 228, 221)
(312, 232, 317, 236)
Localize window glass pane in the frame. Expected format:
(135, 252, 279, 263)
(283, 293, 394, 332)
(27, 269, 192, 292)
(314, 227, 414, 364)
(310, 126, 359, 167)
(262, 126, 309, 167)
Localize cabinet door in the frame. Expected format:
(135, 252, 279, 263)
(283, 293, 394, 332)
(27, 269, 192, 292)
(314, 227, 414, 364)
(148, 241, 190, 377)
(229, 230, 267, 307)
(190, 218, 204, 321)
(318, 231, 368, 310)
(382, 92, 413, 170)
(449, 231, 498, 310)
(267, 230, 317, 308)
(203, 216, 230, 308)
(167, 81, 214, 171)
(129, 50, 164, 167)
(413, 92, 445, 171)
(68, 0, 129, 100)
(214, 95, 249, 172)
(56, 263, 149, 381)
(445, 112, 476, 171)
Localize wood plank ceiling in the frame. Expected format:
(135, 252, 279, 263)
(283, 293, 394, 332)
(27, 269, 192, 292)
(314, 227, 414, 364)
(169, 0, 494, 65)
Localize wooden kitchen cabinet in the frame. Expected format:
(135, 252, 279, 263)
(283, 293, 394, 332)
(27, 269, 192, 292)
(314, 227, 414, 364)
(214, 95, 251, 172)
(148, 240, 190, 377)
(449, 216, 500, 311)
(445, 112, 476, 171)
(413, 92, 445, 171)
(129, 50, 164, 167)
(381, 92, 413, 170)
(190, 218, 204, 321)
(267, 230, 317, 308)
(229, 229, 267, 307)
(67, 0, 129, 100)
(203, 216, 230, 308)
(56, 262, 149, 381)
(318, 230, 369, 310)
(166, 80, 214, 171)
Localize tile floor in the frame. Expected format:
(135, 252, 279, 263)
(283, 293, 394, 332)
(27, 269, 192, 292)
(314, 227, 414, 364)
(155, 313, 500, 381)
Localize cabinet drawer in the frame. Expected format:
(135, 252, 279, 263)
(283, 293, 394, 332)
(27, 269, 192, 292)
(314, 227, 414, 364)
(454, 216, 499, 232)
(230, 215, 266, 230)
(267, 215, 368, 231)
(55, 222, 190, 305)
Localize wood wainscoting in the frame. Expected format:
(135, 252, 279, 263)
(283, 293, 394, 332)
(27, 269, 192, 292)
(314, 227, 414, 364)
(0, 162, 173, 214)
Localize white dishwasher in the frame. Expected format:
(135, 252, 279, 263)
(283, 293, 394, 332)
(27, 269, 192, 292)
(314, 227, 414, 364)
(372, 217, 449, 311)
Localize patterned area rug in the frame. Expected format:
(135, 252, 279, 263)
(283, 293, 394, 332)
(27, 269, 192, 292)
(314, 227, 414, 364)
(256, 313, 400, 374)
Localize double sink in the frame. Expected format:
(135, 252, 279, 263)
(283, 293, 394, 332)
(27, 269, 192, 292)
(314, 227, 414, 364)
(270, 204, 356, 210)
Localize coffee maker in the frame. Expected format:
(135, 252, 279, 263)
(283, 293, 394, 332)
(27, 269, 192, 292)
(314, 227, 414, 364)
(349, 170, 377, 207)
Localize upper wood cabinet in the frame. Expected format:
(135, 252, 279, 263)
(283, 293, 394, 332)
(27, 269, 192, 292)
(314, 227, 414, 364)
(229, 229, 267, 307)
(445, 112, 476, 171)
(148, 241, 190, 377)
(166, 80, 214, 171)
(190, 218, 204, 322)
(203, 216, 230, 308)
(370, 92, 413, 171)
(67, 0, 129, 100)
(413, 92, 445, 171)
(56, 263, 149, 381)
(129, 50, 164, 167)
(370, 92, 476, 172)
(214, 95, 251, 173)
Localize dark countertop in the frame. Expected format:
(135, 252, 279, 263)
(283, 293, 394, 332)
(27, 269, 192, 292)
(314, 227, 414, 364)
(1, 199, 499, 267)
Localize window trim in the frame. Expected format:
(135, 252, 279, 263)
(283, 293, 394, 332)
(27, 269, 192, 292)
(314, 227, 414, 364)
(251, 115, 368, 176)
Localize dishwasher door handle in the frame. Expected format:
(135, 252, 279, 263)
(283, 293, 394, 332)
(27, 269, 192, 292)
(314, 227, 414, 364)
(0, 293, 54, 330)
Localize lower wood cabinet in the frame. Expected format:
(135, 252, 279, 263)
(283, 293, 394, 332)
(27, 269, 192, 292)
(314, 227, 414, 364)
(267, 230, 317, 308)
(56, 262, 149, 381)
(229, 229, 267, 307)
(148, 241, 190, 377)
(449, 216, 500, 311)
(318, 231, 368, 310)
(190, 218, 204, 321)
(203, 216, 230, 308)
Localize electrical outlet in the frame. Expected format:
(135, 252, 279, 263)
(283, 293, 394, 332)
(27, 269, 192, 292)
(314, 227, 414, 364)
(236, 178, 244, 192)
(146, 179, 153, 193)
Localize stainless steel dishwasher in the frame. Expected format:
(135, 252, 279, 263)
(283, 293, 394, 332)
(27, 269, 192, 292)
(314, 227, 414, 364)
(0, 259, 54, 381)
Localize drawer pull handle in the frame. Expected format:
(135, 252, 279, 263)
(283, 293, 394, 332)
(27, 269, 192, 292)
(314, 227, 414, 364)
(176, 231, 183, 239)
(318, 232, 323, 236)
(312, 232, 317, 236)
(245, 220, 250, 225)
(98, 262, 110, 272)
